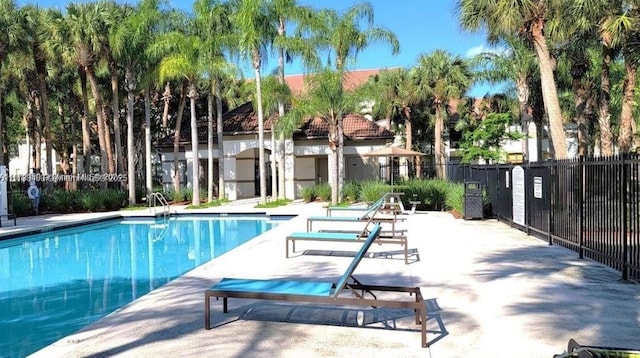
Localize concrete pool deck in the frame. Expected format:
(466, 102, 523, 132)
(3, 200, 639, 357)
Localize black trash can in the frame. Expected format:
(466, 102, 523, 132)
(463, 181, 483, 220)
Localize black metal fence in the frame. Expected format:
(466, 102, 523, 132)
(449, 154, 640, 281)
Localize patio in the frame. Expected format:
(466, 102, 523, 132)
(11, 201, 639, 357)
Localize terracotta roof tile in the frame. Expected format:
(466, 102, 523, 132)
(157, 102, 392, 147)
(284, 68, 381, 94)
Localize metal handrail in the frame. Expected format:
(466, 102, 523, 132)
(149, 192, 170, 219)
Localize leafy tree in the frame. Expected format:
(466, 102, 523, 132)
(458, 112, 523, 163)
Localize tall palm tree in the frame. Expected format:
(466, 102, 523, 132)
(20, 5, 55, 182)
(415, 50, 472, 179)
(157, 29, 203, 206)
(111, 0, 161, 204)
(316, 1, 399, 199)
(288, 69, 358, 205)
(472, 36, 539, 159)
(232, 0, 275, 205)
(270, 0, 319, 200)
(0, 0, 23, 167)
(601, 4, 640, 152)
(457, 0, 570, 158)
(65, 2, 112, 177)
(194, 0, 235, 202)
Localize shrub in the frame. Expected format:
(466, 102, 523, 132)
(315, 183, 332, 201)
(342, 181, 360, 202)
(102, 189, 127, 211)
(80, 191, 104, 212)
(300, 186, 316, 202)
(49, 190, 81, 213)
(10, 192, 32, 217)
(359, 180, 390, 203)
(445, 182, 465, 214)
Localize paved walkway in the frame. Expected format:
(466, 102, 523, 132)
(2, 200, 638, 357)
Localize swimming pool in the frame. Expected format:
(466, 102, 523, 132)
(0, 215, 284, 358)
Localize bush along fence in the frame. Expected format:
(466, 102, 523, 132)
(448, 154, 640, 281)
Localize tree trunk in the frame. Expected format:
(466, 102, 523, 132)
(189, 83, 200, 206)
(207, 92, 214, 202)
(337, 113, 344, 202)
(85, 65, 109, 179)
(125, 68, 136, 206)
(144, 88, 152, 198)
(618, 60, 636, 153)
(328, 120, 339, 206)
(162, 82, 171, 134)
(215, 78, 225, 200)
(79, 66, 92, 176)
(434, 103, 445, 179)
(173, 80, 187, 193)
(275, 17, 286, 200)
(253, 51, 267, 205)
(572, 74, 589, 157)
(516, 76, 530, 160)
(110, 59, 124, 176)
(34, 95, 42, 173)
(71, 112, 78, 191)
(599, 45, 614, 156)
(404, 109, 415, 177)
(530, 20, 568, 159)
(0, 91, 4, 166)
(36, 66, 52, 183)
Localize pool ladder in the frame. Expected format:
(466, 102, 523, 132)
(149, 192, 170, 220)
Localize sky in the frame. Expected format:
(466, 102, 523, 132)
(16, 0, 497, 97)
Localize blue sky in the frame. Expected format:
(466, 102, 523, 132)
(17, 0, 496, 96)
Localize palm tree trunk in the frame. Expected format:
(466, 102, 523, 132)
(276, 17, 286, 200)
(337, 114, 344, 202)
(79, 66, 92, 175)
(37, 69, 52, 181)
(599, 45, 614, 156)
(0, 90, 4, 166)
(207, 92, 214, 202)
(72, 112, 78, 191)
(85, 65, 109, 178)
(254, 55, 267, 205)
(144, 88, 152, 198)
(573, 76, 589, 157)
(516, 76, 530, 160)
(434, 103, 445, 179)
(126, 82, 136, 206)
(102, 104, 114, 175)
(34, 95, 43, 173)
(618, 60, 636, 153)
(329, 121, 339, 206)
(110, 60, 124, 176)
(173, 80, 187, 193)
(162, 82, 171, 134)
(215, 78, 225, 200)
(189, 83, 200, 206)
(530, 21, 568, 159)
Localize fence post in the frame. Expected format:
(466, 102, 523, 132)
(548, 161, 555, 246)
(578, 156, 584, 259)
(621, 153, 629, 281)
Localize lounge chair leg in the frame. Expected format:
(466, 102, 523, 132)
(205, 295, 211, 330)
(286, 239, 289, 258)
(223, 297, 228, 313)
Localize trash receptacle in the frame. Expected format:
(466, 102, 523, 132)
(464, 181, 483, 220)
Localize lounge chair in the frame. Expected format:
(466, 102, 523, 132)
(205, 224, 427, 348)
(309, 197, 404, 233)
(325, 196, 387, 216)
(553, 338, 640, 357)
(286, 224, 410, 264)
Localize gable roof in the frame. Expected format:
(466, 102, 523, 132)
(156, 101, 393, 148)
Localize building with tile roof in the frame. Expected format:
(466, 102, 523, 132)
(157, 101, 394, 200)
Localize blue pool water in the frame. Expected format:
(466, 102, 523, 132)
(0, 215, 283, 358)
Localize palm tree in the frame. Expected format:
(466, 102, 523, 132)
(232, 0, 275, 205)
(316, 1, 399, 198)
(472, 36, 539, 159)
(601, 4, 640, 152)
(20, 5, 55, 183)
(65, 2, 112, 177)
(270, 0, 320, 200)
(194, 0, 235, 202)
(157, 30, 203, 206)
(457, 0, 570, 159)
(289, 69, 357, 205)
(111, 0, 161, 204)
(0, 0, 23, 167)
(415, 50, 472, 179)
